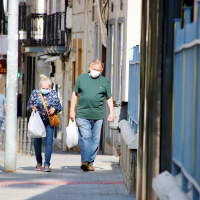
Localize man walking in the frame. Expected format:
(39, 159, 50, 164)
(0, 93, 6, 130)
(70, 59, 114, 171)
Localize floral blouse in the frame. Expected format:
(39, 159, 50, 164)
(27, 89, 62, 121)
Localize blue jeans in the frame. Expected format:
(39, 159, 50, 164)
(76, 118, 103, 165)
(34, 125, 54, 167)
(0, 117, 3, 131)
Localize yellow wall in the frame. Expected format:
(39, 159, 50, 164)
(0, 75, 6, 95)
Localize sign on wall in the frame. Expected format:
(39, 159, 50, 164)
(0, 60, 6, 74)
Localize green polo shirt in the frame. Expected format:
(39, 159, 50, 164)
(73, 73, 112, 120)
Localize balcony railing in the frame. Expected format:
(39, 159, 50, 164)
(128, 45, 140, 135)
(172, 5, 200, 198)
(26, 13, 47, 47)
(25, 12, 65, 47)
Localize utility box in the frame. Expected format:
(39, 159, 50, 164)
(109, 101, 128, 130)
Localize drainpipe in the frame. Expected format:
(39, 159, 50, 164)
(84, 0, 93, 47)
(96, 0, 106, 48)
(4, 0, 19, 172)
(1, 0, 4, 34)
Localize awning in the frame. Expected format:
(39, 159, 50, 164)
(43, 46, 66, 54)
(39, 55, 52, 59)
(44, 56, 60, 62)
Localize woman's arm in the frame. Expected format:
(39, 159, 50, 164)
(52, 91, 63, 114)
(27, 90, 36, 111)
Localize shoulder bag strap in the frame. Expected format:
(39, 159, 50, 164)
(39, 91, 50, 118)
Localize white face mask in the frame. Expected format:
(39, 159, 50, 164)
(90, 70, 100, 78)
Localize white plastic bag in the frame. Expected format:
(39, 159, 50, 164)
(28, 111, 46, 138)
(66, 119, 79, 148)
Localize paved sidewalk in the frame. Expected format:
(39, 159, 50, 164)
(0, 150, 136, 200)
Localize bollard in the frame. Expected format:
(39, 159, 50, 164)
(1, 120, 6, 151)
(19, 118, 24, 154)
(2, 127, 5, 151)
(31, 141, 35, 156)
(17, 118, 20, 153)
(27, 135, 32, 156)
(23, 118, 28, 154)
(0, 122, 4, 145)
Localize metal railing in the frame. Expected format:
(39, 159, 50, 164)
(128, 45, 140, 134)
(26, 13, 47, 47)
(0, 118, 34, 155)
(25, 12, 65, 47)
(172, 5, 200, 198)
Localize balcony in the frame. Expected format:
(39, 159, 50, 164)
(25, 12, 65, 48)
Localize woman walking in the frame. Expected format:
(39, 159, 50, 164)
(27, 74, 62, 172)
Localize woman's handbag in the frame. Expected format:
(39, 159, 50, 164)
(66, 119, 79, 148)
(39, 91, 61, 127)
(28, 111, 46, 138)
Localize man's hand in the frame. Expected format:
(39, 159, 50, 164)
(31, 105, 37, 111)
(70, 91, 78, 121)
(70, 110, 76, 121)
(106, 97, 114, 122)
(3, 116, 5, 121)
(48, 107, 55, 115)
(108, 114, 114, 122)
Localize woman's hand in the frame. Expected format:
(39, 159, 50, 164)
(48, 107, 55, 115)
(31, 105, 37, 111)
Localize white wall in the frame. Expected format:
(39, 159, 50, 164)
(0, 35, 8, 55)
(125, 0, 141, 100)
(26, 0, 46, 14)
(104, 0, 141, 154)
(36, 59, 49, 89)
(52, 0, 62, 13)
(106, 0, 141, 102)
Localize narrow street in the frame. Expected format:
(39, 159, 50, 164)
(0, 150, 136, 200)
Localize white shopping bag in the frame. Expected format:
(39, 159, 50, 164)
(28, 111, 46, 138)
(66, 119, 79, 148)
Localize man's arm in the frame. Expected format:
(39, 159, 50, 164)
(70, 91, 78, 121)
(106, 97, 114, 122)
(3, 103, 6, 120)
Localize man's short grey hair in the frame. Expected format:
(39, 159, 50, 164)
(39, 74, 52, 88)
(88, 59, 104, 73)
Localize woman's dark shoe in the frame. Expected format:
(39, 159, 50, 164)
(81, 162, 89, 171)
(35, 164, 42, 171)
(44, 165, 51, 172)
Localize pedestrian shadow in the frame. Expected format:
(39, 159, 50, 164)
(0, 164, 4, 172)
(0, 171, 135, 200)
(0, 151, 135, 199)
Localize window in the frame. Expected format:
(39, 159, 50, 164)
(0, 9, 8, 35)
(110, 25, 114, 93)
(106, 24, 115, 140)
(117, 23, 123, 101)
(94, 24, 98, 58)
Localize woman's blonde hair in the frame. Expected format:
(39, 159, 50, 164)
(39, 74, 52, 88)
(88, 59, 104, 73)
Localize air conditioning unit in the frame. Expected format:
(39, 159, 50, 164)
(19, 30, 27, 40)
(109, 101, 128, 130)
